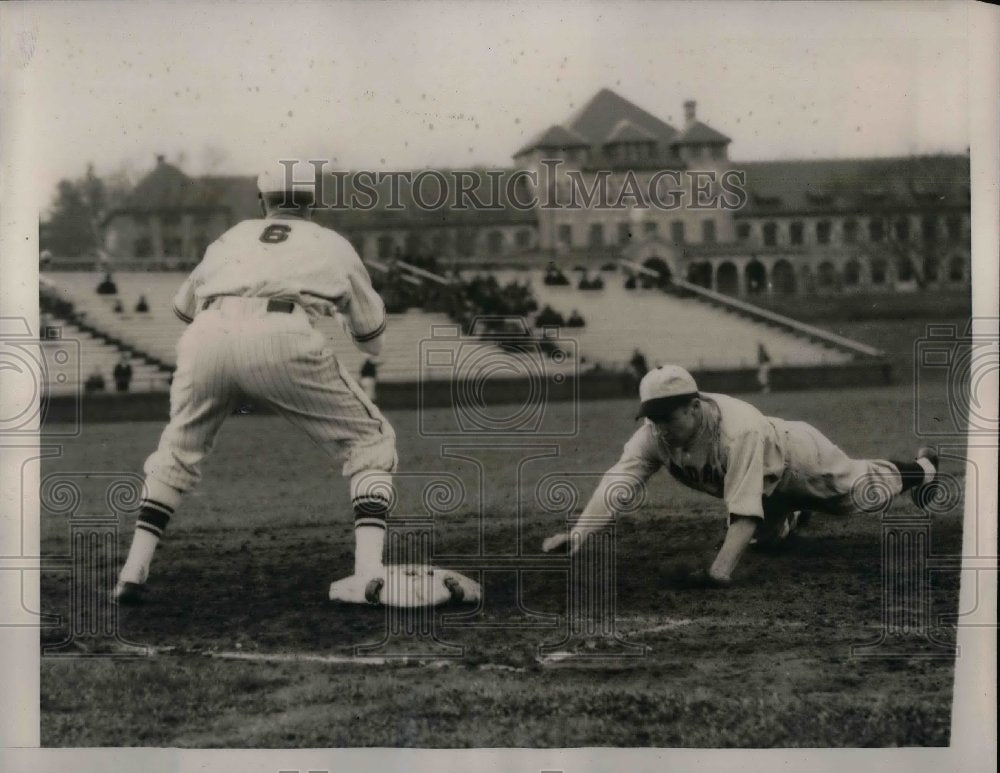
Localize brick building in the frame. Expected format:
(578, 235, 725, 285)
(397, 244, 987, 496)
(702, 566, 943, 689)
(99, 89, 970, 296)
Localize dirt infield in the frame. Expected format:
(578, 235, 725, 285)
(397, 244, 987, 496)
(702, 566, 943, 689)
(39, 388, 966, 746)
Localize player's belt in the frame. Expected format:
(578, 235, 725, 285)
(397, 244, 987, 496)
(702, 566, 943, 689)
(265, 299, 295, 314)
(201, 297, 296, 314)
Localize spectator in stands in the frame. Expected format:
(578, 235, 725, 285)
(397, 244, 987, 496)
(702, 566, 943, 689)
(84, 366, 106, 394)
(535, 304, 565, 328)
(629, 348, 649, 381)
(39, 249, 52, 269)
(113, 353, 133, 393)
(96, 272, 118, 295)
(113, 299, 125, 314)
(566, 309, 585, 328)
(135, 295, 150, 313)
(544, 262, 570, 286)
(757, 342, 772, 394)
(360, 358, 379, 401)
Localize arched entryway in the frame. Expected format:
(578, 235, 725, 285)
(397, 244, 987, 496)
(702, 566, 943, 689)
(772, 259, 796, 294)
(745, 259, 767, 295)
(643, 256, 672, 285)
(717, 262, 739, 295)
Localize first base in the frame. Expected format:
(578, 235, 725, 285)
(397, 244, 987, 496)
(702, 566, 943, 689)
(329, 565, 481, 607)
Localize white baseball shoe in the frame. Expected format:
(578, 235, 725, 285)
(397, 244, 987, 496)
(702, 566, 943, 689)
(113, 579, 147, 605)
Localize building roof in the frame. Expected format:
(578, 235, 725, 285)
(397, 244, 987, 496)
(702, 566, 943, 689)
(514, 124, 591, 156)
(734, 154, 970, 216)
(671, 120, 731, 146)
(604, 119, 657, 144)
(566, 88, 678, 146)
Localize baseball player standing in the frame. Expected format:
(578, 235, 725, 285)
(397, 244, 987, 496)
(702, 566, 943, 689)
(542, 365, 940, 585)
(114, 163, 397, 605)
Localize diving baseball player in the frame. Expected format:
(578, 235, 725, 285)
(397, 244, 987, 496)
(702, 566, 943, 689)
(114, 163, 398, 605)
(542, 365, 940, 585)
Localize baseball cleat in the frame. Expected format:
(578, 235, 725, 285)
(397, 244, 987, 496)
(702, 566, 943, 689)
(113, 580, 147, 605)
(329, 566, 482, 607)
(443, 576, 465, 603)
(364, 577, 385, 604)
(910, 446, 940, 511)
(329, 572, 385, 605)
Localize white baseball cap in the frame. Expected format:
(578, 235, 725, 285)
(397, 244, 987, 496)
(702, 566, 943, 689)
(256, 161, 318, 195)
(637, 365, 699, 419)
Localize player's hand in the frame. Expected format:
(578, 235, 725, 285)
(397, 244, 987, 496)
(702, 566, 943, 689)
(542, 532, 570, 554)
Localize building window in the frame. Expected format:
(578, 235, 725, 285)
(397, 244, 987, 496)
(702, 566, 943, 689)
(163, 237, 181, 256)
(921, 215, 937, 243)
(643, 221, 658, 236)
(617, 223, 631, 245)
(515, 229, 532, 249)
(377, 235, 394, 259)
(869, 219, 885, 242)
(789, 222, 804, 245)
(924, 255, 939, 283)
(897, 257, 915, 282)
(843, 219, 858, 244)
(134, 236, 153, 258)
(711, 145, 725, 160)
(894, 218, 910, 241)
(670, 221, 685, 245)
(702, 220, 716, 244)
(871, 258, 887, 284)
(817, 261, 836, 288)
(844, 259, 861, 286)
(949, 256, 965, 282)
(736, 222, 751, 242)
(763, 222, 777, 246)
(946, 215, 962, 241)
(588, 223, 604, 247)
(557, 224, 572, 247)
(816, 221, 831, 245)
(487, 230, 504, 255)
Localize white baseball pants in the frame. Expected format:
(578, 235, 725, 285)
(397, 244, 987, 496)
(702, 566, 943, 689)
(143, 297, 397, 507)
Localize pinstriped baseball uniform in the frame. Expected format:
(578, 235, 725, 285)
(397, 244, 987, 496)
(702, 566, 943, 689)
(140, 214, 396, 545)
(577, 392, 906, 530)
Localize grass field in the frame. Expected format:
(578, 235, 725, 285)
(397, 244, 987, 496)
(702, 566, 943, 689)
(38, 379, 968, 748)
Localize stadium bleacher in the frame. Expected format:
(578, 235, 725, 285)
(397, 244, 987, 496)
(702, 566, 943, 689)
(478, 269, 852, 370)
(41, 271, 578, 385)
(39, 320, 168, 395)
(40, 265, 855, 395)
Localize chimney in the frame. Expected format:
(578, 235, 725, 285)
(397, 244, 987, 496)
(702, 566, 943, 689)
(683, 100, 696, 128)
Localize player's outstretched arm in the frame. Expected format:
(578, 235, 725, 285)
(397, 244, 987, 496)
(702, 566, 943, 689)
(706, 515, 758, 583)
(542, 427, 660, 556)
